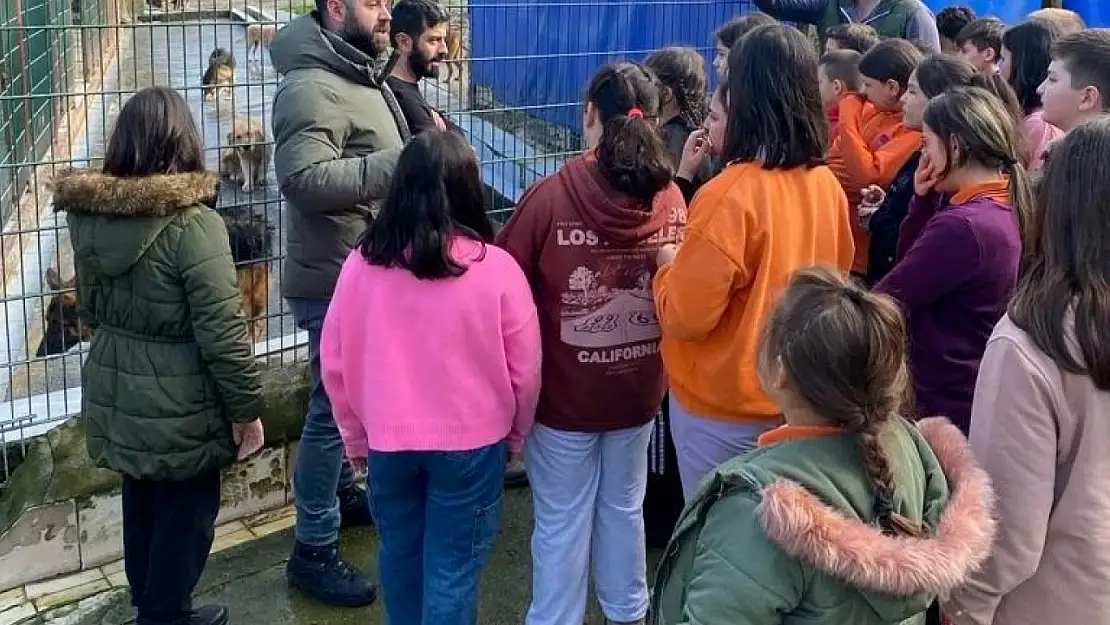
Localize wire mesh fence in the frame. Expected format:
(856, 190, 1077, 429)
(0, 0, 756, 482)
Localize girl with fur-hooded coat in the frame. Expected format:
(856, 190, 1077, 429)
(650, 268, 995, 625)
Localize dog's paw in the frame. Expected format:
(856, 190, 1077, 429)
(241, 182, 254, 193)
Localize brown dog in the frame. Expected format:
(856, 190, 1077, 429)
(219, 115, 270, 193)
(443, 24, 465, 83)
(246, 23, 276, 62)
(37, 218, 273, 357)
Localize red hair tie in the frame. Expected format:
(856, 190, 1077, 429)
(627, 107, 644, 119)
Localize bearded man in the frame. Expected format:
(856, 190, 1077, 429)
(387, 0, 451, 134)
(270, 0, 408, 607)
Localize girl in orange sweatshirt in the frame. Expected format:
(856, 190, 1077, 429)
(653, 23, 855, 498)
(828, 38, 924, 276)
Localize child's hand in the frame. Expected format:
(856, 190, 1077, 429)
(861, 184, 885, 207)
(678, 129, 710, 181)
(858, 184, 885, 231)
(233, 419, 265, 461)
(914, 153, 942, 197)
(657, 243, 678, 267)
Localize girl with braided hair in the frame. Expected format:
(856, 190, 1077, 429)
(650, 266, 996, 625)
(644, 47, 715, 202)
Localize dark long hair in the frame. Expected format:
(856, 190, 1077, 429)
(761, 266, 921, 537)
(585, 62, 674, 203)
(644, 46, 709, 129)
(103, 86, 205, 176)
(359, 131, 493, 280)
(1010, 116, 1110, 390)
(722, 23, 826, 169)
(715, 11, 776, 50)
(1003, 20, 1058, 115)
(922, 87, 1033, 252)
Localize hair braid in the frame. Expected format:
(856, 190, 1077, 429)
(674, 80, 708, 129)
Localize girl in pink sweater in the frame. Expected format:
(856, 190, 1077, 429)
(319, 130, 542, 625)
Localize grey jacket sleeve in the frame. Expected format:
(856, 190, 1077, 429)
(271, 79, 402, 213)
(751, 0, 828, 24)
(904, 6, 941, 53)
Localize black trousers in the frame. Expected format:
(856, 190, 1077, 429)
(644, 394, 685, 549)
(122, 470, 221, 625)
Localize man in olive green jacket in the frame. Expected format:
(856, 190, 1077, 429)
(270, 0, 407, 607)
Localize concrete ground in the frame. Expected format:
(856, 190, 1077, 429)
(49, 488, 663, 625)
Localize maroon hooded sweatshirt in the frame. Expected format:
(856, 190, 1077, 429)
(495, 152, 686, 432)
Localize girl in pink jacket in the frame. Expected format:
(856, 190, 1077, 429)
(320, 130, 542, 625)
(944, 116, 1110, 625)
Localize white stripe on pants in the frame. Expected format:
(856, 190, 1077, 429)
(525, 422, 653, 625)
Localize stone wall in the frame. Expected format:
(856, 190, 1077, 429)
(0, 362, 309, 592)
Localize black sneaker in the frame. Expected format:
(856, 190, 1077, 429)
(286, 540, 377, 607)
(338, 485, 374, 528)
(184, 605, 229, 625)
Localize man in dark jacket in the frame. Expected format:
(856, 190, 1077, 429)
(753, 0, 941, 53)
(270, 0, 409, 607)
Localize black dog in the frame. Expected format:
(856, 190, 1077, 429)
(201, 47, 236, 101)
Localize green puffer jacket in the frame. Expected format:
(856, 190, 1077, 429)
(651, 417, 995, 625)
(52, 169, 264, 481)
(270, 13, 408, 301)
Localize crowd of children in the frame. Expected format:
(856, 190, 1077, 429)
(322, 5, 1110, 625)
(65, 2, 1110, 625)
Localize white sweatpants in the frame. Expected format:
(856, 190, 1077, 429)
(524, 422, 653, 625)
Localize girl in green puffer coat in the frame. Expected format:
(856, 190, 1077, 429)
(650, 267, 996, 625)
(51, 87, 265, 625)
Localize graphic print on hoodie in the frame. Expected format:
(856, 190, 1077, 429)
(496, 151, 686, 432)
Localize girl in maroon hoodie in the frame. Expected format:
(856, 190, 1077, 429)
(495, 62, 686, 625)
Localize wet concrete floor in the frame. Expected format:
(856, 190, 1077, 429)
(51, 488, 664, 625)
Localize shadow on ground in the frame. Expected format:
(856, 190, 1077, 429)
(53, 489, 663, 625)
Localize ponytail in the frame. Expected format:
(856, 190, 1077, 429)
(587, 62, 675, 204)
(1004, 158, 1036, 271)
(596, 113, 674, 203)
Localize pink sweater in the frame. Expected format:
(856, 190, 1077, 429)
(1021, 110, 1063, 169)
(320, 238, 542, 456)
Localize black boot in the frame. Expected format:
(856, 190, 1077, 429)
(286, 540, 377, 607)
(184, 605, 229, 625)
(338, 485, 374, 529)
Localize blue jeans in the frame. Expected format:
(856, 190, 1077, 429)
(289, 297, 358, 546)
(367, 441, 506, 625)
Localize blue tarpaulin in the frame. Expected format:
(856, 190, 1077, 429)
(1063, 0, 1109, 26)
(467, 0, 752, 131)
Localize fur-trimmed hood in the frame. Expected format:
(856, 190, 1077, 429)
(52, 168, 221, 279)
(51, 169, 218, 217)
(758, 417, 995, 619)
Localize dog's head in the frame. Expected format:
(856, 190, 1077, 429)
(37, 268, 90, 357)
(227, 116, 267, 151)
(208, 47, 235, 69)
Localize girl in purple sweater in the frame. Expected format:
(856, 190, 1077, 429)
(874, 86, 1032, 434)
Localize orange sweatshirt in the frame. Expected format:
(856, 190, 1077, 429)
(653, 161, 855, 422)
(828, 95, 922, 273)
